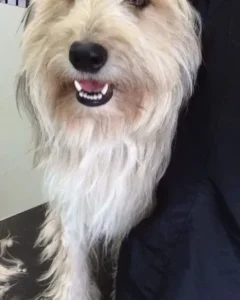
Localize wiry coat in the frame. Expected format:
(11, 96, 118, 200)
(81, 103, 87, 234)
(16, 0, 201, 299)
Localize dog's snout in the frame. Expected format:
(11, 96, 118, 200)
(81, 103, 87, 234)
(69, 42, 108, 73)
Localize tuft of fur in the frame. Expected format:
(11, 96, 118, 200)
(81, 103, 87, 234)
(16, 0, 201, 299)
(0, 237, 27, 298)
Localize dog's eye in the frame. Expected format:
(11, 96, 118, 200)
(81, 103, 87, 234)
(127, 0, 150, 8)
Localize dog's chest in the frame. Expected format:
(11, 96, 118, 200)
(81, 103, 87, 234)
(46, 141, 160, 242)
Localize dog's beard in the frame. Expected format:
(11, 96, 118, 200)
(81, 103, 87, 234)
(21, 79, 178, 245)
(44, 138, 164, 246)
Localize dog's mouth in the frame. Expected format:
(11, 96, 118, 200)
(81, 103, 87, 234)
(74, 80, 113, 107)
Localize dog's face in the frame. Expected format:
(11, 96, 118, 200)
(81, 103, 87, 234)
(18, 0, 200, 150)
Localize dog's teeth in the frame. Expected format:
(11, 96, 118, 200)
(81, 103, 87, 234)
(79, 91, 105, 101)
(101, 84, 108, 95)
(74, 80, 82, 92)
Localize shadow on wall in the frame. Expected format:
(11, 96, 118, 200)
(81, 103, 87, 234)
(0, 0, 29, 8)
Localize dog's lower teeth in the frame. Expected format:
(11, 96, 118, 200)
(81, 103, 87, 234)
(77, 82, 111, 102)
(79, 92, 105, 100)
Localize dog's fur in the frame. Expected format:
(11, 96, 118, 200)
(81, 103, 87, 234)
(0, 237, 26, 299)
(16, 0, 201, 299)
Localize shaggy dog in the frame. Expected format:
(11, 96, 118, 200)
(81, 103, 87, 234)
(16, 0, 201, 299)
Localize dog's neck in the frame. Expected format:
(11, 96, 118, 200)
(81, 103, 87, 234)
(43, 134, 166, 246)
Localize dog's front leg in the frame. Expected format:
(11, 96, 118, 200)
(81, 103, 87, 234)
(37, 208, 100, 300)
(62, 231, 101, 300)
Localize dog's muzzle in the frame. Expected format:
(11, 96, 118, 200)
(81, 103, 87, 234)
(70, 42, 113, 107)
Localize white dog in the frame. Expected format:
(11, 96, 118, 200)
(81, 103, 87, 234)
(16, 0, 201, 299)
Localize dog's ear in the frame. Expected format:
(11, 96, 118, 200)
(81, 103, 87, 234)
(17, 2, 44, 166)
(16, 2, 37, 121)
(16, 72, 44, 167)
(16, 72, 34, 121)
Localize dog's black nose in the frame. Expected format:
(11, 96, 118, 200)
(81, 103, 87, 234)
(69, 42, 108, 73)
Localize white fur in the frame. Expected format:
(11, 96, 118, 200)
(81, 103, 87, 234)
(16, 0, 202, 299)
(0, 237, 27, 298)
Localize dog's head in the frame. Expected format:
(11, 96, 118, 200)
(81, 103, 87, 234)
(17, 0, 201, 162)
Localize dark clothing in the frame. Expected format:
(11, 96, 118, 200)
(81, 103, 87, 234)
(116, 1, 240, 299)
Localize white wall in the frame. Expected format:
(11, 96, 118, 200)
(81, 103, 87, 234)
(0, 4, 43, 220)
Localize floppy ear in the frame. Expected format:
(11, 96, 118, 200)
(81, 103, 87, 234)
(16, 2, 45, 167)
(16, 1, 37, 123)
(16, 71, 44, 167)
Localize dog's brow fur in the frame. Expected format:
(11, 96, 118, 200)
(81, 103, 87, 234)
(16, 0, 201, 299)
